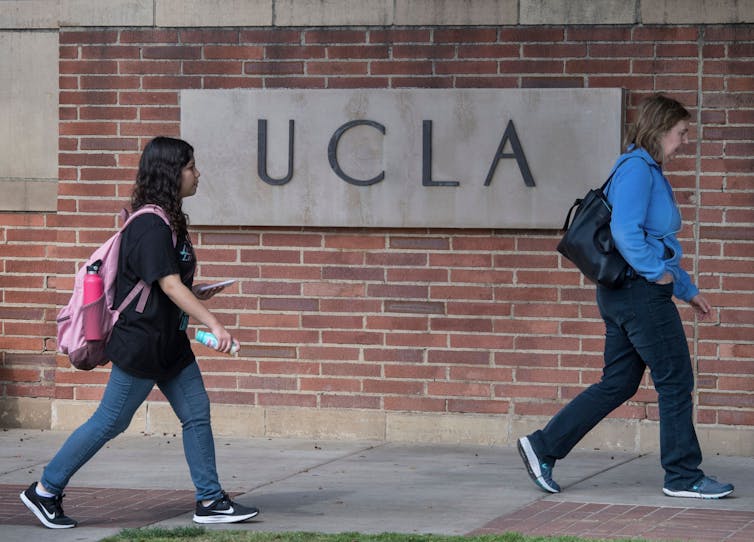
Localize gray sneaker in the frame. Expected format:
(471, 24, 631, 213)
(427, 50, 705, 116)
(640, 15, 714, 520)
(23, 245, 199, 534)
(517, 436, 561, 493)
(663, 476, 734, 499)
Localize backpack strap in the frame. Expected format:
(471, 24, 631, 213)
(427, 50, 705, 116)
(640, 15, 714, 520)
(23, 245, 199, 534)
(118, 205, 178, 314)
(116, 280, 150, 314)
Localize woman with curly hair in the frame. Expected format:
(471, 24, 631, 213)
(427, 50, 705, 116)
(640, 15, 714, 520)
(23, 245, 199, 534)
(20, 137, 259, 528)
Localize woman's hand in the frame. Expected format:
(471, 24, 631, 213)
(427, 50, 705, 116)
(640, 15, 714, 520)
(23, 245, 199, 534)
(208, 323, 238, 354)
(689, 294, 713, 321)
(656, 272, 674, 285)
(159, 274, 239, 354)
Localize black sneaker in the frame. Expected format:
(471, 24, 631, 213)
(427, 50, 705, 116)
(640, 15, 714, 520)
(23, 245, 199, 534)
(19, 482, 77, 529)
(517, 436, 561, 493)
(193, 491, 259, 524)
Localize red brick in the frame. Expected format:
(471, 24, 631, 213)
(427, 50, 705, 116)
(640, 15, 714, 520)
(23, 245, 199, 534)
(327, 45, 389, 60)
(60, 30, 118, 44)
(204, 45, 264, 59)
(566, 59, 631, 74)
(367, 315, 428, 331)
(308, 61, 368, 75)
(428, 381, 490, 397)
(119, 92, 179, 106)
(321, 362, 380, 377)
(451, 334, 514, 350)
(184, 61, 244, 75)
(369, 29, 431, 43)
(257, 393, 317, 407)
(259, 265, 322, 281)
(372, 60, 433, 76)
(265, 77, 326, 88)
(259, 298, 318, 312)
(79, 107, 138, 121)
(177, 29, 238, 43)
(386, 332, 447, 348)
(632, 27, 698, 41)
(240, 29, 300, 43)
(238, 375, 297, 390)
(259, 329, 319, 344)
(384, 396, 446, 412)
(140, 107, 180, 121)
(384, 364, 444, 379)
(119, 29, 179, 43)
(244, 61, 304, 75)
(387, 268, 448, 283)
(305, 251, 363, 265)
(60, 60, 118, 74)
(61, 91, 116, 106)
(143, 76, 203, 89)
(119, 60, 181, 75)
(304, 30, 366, 44)
(447, 398, 508, 414)
(321, 394, 381, 409)
(259, 361, 318, 375)
(143, 46, 201, 59)
(363, 348, 423, 363)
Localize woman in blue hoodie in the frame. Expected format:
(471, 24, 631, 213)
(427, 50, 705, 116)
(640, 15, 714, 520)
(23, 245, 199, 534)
(518, 94, 734, 499)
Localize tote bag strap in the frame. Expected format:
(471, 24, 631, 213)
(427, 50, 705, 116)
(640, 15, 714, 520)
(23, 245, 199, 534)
(601, 154, 649, 195)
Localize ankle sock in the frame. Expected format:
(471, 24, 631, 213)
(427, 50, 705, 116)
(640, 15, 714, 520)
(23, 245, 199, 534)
(36, 485, 56, 498)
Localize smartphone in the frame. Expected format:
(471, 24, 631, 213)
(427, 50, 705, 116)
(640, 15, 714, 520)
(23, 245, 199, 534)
(195, 279, 236, 293)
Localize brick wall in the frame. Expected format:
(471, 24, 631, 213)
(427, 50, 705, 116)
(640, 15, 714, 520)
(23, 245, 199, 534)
(1, 23, 752, 451)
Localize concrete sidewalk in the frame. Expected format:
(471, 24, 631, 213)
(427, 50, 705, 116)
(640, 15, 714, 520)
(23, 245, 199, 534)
(1, 429, 752, 542)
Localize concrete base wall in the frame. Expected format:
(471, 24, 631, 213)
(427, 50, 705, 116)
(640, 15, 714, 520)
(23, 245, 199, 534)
(3, 397, 750, 457)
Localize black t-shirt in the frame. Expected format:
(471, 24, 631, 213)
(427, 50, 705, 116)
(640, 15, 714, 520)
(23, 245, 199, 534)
(105, 213, 196, 380)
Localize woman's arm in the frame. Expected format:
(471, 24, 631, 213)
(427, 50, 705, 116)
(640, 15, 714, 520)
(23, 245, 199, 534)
(158, 273, 236, 353)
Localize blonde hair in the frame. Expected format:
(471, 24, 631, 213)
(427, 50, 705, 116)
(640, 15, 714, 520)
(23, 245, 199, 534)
(624, 94, 690, 163)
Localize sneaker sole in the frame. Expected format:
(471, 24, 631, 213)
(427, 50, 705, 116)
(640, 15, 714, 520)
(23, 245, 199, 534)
(662, 487, 733, 499)
(19, 491, 76, 529)
(193, 510, 259, 524)
(517, 437, 560, 494)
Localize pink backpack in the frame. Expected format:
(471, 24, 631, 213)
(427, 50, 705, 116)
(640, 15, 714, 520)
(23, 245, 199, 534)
(56, 205, 175, 370)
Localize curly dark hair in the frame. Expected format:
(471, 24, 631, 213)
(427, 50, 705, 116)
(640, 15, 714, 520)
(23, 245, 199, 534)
(131, 136, 193, 238)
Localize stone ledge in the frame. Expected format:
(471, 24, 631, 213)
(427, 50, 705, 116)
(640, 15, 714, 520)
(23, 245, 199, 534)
(520, 0, 636, 25)
(27, 398, 754, 456)
(2, 0, 753, 29)
(641, 0, 754, 24)
(0, 179, 58, 212)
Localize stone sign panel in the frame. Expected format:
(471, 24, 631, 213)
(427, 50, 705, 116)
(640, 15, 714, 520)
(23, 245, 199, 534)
(182, 88, 623, 228)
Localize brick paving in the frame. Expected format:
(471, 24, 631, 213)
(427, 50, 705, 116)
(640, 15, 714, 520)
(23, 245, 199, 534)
(4, 482, 753, 541)
(1, 484, 195, 528)
(471, 500, 754, 541)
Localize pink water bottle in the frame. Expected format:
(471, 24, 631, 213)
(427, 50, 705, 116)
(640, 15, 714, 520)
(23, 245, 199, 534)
(83, 260, 104, 340)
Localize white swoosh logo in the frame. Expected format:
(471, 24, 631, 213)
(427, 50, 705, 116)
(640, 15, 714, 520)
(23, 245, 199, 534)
(210, 506, 235, 515)
(41, 505, 57, 520)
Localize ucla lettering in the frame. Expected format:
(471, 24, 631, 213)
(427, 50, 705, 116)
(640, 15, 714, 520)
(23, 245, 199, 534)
(256, 118, 536, 188)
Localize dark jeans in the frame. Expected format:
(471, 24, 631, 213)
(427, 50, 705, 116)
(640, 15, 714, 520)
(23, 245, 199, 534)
(528, 277, 703, 490)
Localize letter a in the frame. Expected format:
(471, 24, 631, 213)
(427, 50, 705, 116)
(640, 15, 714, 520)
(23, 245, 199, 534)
(483, 120, 535, 187)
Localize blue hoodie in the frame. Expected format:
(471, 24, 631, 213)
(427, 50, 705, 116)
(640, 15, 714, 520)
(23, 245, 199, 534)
(605, 146, 699, 302)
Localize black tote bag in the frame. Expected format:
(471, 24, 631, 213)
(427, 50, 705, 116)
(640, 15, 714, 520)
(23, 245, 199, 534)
(556, 158, 637, 289)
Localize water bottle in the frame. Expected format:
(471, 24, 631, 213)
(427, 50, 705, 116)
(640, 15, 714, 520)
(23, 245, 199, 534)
(195, 330, 239, 355)
(83, 260, 104, 340)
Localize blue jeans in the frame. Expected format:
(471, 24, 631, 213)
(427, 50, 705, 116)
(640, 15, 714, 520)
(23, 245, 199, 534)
(41, 362, 222, 501)
(528, 277, 704, 490)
